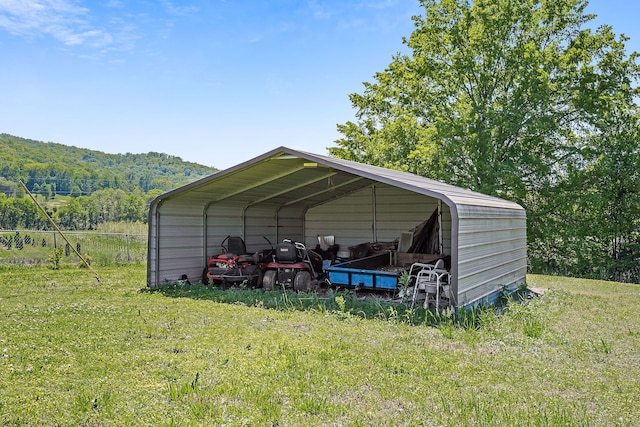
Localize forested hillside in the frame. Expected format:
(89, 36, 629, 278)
(0, 134, 217, 197)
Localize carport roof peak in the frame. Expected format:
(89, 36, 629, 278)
(158, 146, 523, 211)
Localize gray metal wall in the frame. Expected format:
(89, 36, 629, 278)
(149, 200, 205, 286)
(305, 184, 452, 254)
(205, 203, 243, 255)
(454, 205, 527, 305)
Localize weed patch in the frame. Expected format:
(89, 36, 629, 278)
(142, 282, 505, 330)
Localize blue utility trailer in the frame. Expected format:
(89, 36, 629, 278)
(327, 252, 442, 291)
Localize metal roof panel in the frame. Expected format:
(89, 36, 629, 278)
(150, 146, 524, 213)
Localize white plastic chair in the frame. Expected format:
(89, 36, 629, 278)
(409, 259, 449, 309)
(408, 259, 444, 277)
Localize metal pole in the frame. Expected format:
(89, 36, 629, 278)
(371, 184, 377, 242)
(438, 199, 443, 254)
(126, 234, 131, 262)
(19, 180, 102, 284)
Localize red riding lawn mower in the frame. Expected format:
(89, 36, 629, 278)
(202, 236, 264, 288)
(262, 239, 325, 292)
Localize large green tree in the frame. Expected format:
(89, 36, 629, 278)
(331, 0, 640, 281)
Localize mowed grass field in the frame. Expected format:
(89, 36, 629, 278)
(1, 265, 639, 426)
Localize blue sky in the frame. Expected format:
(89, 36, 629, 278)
(1, 1, 639, 170)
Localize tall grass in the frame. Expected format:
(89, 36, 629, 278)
(1, 266, 639, 425)
(144, 282, 504, 328)
(0, 227, 146, 267)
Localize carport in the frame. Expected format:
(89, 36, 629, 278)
(147, 147, 527, 307)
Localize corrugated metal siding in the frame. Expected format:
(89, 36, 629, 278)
(304, 187, 375, 248)
(373, 184, 437, 241)
(372, 184, 452, 255)
(154, 209, 204, 285)
(243, 205, 303, 251)
(273, 205, 305, 244)
(243, 206, 279, 250)
(147, 206, 157, 286)
(455, 205, 527, 306)
(205, 204, 243, 259)
(438, 206, 452, 255)
(305, 184, 453, 255)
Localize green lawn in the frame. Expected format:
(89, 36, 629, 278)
(1, 265, 638, 426)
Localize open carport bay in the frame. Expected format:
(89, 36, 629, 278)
(147, 147, 527, 308)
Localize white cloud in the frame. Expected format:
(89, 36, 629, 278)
(0, 0, 112, 47)
(106, 0, 123, 8)
(307, 0, 334, 20)
(159, 0, 197, 17)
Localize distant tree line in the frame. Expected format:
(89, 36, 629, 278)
(0, 189, 163, 231)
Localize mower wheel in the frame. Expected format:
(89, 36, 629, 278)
(247, 265, 263, 288)
(202, 267, 210, 285)
(263, 270, 276, 291)
(293, 271, 311, 292)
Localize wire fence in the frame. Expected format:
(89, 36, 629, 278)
(0, 229, 147, 267)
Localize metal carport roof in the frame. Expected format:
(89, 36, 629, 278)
(151, 146, 523, 212)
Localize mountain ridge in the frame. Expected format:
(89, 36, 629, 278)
(0, 133, 218, 196)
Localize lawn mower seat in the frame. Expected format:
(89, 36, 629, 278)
(226, 236, 247, 256)
(275, 241, 299, 263)
(225, 236, 255, 263)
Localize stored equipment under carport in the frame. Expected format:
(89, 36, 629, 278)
(327, 252, 442, 291)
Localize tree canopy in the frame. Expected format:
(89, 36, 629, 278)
(331, 0, 640, 282)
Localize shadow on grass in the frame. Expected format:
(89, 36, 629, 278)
(139, 282, 503, 329)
